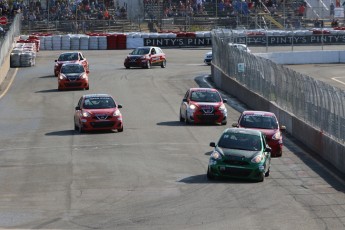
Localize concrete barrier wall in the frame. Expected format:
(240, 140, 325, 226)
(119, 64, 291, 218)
(212, 64, 345, 174)
(256, 50, 345, 64)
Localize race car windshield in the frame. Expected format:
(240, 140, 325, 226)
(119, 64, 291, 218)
(58, 53, 78, 61)
(131, 48, 150, 55)
(83, 98, 116, 109)
(240, 115, 278, 129)
(190, 91, 221, 102)
(218, 133, 261, 151)
(61, 65, 84, 74)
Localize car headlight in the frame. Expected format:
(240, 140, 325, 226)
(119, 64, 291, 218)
(219, 104, 226, 110)
(272, 131, 281, 140)
(80, 73, 87, 79)
(189, 104, 196, 110)
(113, 110, 121, 116)
(59, 74, 66, 80)
(210, 151, 222, 160)
(82, 111, 91, 118)
(251, 154, 263, 163)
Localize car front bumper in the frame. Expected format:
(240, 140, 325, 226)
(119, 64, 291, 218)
(208, 162, 265, 181)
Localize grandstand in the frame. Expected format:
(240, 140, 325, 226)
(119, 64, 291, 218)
(1, 0, 341, 34)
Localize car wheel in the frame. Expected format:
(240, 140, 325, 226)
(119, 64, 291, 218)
(207, 168, 215, 180)
(78, 122, 84, 133)
(265, 167, 270, 177)
(161, 60, 166, 68)
(118, 126, 124, 132)
(221, 120, 227, 125)
(58, 87, 62, 91)
(257, 172, 265, 182)
(125, 65, 130, 69)
(146, 61, 151, 69)
(85, 85, 89, 90)
(179, 111, 185, 122)
(185, 112, 190, 125)
(74, 120, 78, 131)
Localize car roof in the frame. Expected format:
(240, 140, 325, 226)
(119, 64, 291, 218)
(61, 63, 83, 66)
(189, 88, 218, 92)
(136, 46, 161, 49)
(60, 51, 80, 55)
(242, 110, 276, 117)
(224, 127, 262, 136)
(83, 94, 113, 99)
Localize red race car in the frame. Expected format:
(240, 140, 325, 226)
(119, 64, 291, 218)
(58, 63, 89, 91)
(54, 51, 89, 77)
(74, 94, 123, 133)
(124, 46, 166, 69)
(179, 88, 228, 125)
(232, 111, 286, 157)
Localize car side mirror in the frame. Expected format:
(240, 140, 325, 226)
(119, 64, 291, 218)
(182, 98, 187, 102)
(280, 125, 286, 131)
(75, 106, 81, 110)
(265, 146, 272, 153)
(118, 104, 122, 109)
(232, 123, 238, 127)
(223, 98, 228, 103)
(210, 142, 216, 147)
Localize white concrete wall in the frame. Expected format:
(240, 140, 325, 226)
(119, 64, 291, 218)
(255, 50, 345, 64)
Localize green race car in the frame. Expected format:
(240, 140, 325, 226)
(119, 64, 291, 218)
(207, 128, 271, 182)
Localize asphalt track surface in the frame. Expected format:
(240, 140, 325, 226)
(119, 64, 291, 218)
(0, 48, 344, 229)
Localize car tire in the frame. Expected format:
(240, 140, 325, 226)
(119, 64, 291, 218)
(207, 168, 215, 180)
(125, 66, 130, 69)
(146, 61, 151, 69)
(179, 111, 185, 122)
(85, 85, 89, 90)
(257, 172, 265, 182)
(118, 126, 124, 132)
(221, 120, 227, 125)
(265, 167, 270, 177)
(161, 60, 166, 68)
(185, 112, 190, 125)
(74, 120, 78, 131)
(78, 122, 84, 133)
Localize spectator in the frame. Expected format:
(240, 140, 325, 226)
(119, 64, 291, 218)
(330, 2, 335, 19)
(314, 18, 321, 27)
(298, 3, 305, 17)
(331, 18, 339, 27)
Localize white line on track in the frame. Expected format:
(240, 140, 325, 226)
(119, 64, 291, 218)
(0, 68, 18, 99)
(331, 77, 345, 85)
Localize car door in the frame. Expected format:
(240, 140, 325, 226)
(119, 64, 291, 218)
(150, 48, 160, 65)
(180, 90, 190, 119)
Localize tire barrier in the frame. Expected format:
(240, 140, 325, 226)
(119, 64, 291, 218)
(10, 41, 37, 68)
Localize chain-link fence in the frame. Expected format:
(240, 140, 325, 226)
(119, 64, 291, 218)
(212, 29, 345, 143)
(0, 14, 21, 68)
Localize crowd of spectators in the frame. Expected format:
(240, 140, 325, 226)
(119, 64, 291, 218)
(44, 0, 127, 21)
(0, 0, 128, 22)
(144, 0, 287, 19)
(143, 0, 314, 21)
